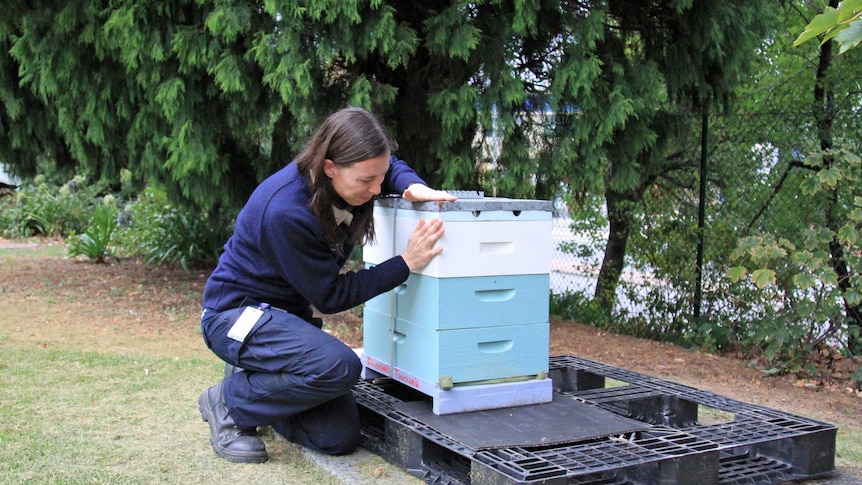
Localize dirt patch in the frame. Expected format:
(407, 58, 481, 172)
(3, 246, 859, 425)
(549, 322, 862, 428)
(0, 240, 40, 249)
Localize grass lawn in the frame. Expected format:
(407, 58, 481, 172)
(2, 241, 860, 484)
(0, 245, 416, 485)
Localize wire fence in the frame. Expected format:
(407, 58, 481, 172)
(547, 108, 859, 352)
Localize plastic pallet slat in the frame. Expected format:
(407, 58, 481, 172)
(357, 355, 838, 485)
(719, 452, 793, 484)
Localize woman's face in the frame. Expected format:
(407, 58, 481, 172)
(324, 153, 390, 207)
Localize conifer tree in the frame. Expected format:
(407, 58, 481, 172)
(1, 1, 769, 312)
(545, 1, 772, 309)
(1, 1, 766, 208)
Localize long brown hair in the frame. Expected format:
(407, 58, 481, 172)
(295, 107, 397, 252)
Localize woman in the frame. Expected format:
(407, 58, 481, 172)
(198, 107, 456, 463)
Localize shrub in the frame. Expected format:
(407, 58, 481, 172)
(0, 175, 102, 238)
(66, 200, 120, 264)
(117, 187, 234, 270)
(1, 172, 232, 271)
(550, 290, 616, 326)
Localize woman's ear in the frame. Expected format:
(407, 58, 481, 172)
(323, 159, 336, 178)
(323, 158, 338, 178)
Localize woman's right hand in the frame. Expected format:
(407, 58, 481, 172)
(400, 218, 445, 271)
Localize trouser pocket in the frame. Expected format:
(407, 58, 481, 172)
(202, 306, 273, 364)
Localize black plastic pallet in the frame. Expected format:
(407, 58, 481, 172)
(354, 355, 837, 485)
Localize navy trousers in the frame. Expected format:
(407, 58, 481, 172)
(201, 306, 362, 455)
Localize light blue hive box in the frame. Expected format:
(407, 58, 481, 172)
(361, 195, 554, 414)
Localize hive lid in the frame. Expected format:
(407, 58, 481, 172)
(376, 192, 553, 213)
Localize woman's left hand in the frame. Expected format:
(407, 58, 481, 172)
(402, 184, 458, 202)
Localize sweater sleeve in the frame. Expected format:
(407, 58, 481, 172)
(259, 189, 410, 315)
(382, 155, 426, 195)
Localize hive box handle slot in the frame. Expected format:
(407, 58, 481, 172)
(478, 340, 514, 353)
(479, 241, 515, 254)
(475, 288, 516, 302)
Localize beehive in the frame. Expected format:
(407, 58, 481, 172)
(361, 195, 554, 414)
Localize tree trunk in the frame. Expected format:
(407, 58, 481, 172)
(594, 185, 637, 311)
(812, 1, 861, 354)
(270, 105, 295, 171)
(377, 0, 475, 188)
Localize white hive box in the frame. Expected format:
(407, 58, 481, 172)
(363, 197, 553, 278)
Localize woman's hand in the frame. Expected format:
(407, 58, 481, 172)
(400, 218, 445, 271)
(402, 184, 458, 202)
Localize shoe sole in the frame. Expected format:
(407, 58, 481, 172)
(198, 391, 268, 464)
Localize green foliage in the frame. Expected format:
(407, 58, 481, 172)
(0, 1, 770, 216)
(553, 10, 861, 366)
(66, 200, 120, 264)
(117, 187, 234, 270)
(707, 3, 861, 365)
(728, 145, 862, 363)
(0, 175, 104, 238)
(795, 0, 862, 54)
(0, 173, 233, 271)
(550, 285, 695, 346)
(7, 0, 859, 371)
(556, 1, 862, 369)
(550, 290, 614, 326)
(547, 0, 772, 314)
(140, 206, 231, 270)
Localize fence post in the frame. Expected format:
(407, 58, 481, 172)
(695, 102, 709, 320)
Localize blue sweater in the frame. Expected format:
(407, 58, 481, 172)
(203, 157, 425, 320)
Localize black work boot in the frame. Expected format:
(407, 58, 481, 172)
(221, 364, 262, 439)
(221, 364, 266, 439)
(198, 380, 268, 463)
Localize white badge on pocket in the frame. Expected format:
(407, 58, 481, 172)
(227, 306, 264, 342)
